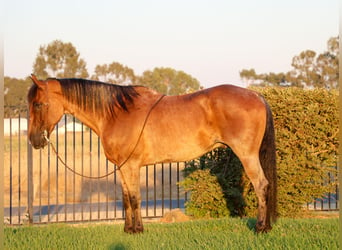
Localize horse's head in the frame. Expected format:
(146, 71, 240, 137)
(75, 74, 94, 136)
(27, 74, 64, 149)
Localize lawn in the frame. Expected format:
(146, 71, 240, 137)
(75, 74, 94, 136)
(4, 217, 339, 249)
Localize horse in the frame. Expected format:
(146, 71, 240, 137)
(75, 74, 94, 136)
(27, 74, 277, 233)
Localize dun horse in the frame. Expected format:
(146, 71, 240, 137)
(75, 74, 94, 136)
(28, 74, 277, 233)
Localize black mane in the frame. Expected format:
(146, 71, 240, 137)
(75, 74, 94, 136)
(57, 78, 139, 117)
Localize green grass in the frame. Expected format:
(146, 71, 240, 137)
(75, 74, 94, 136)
(4, 217, 339, 249)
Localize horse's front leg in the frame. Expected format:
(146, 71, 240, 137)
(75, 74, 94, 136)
(119, 167, 144, 233)
(130, 188, 143, 233)
(121, 187, 134, 233)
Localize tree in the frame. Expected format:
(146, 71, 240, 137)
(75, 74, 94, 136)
(239, 69, 258, 86)
(4, 76, 32, 117)
(92, 62, 136, 85)
(240, 69, 287, 87)
(315, 37, 339, 89)
(290, 37, 339, 89)
(290, 50, 320, 87)
(240, 36, 339, 89)
(263, 72, 286, 86)
(139, 67, 201, 95)
(33, 40, 89, 79)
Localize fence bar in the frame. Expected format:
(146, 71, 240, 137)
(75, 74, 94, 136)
(81, 123, 84, 221)
(177, 162, 180, 208)
(18, 114, 21, 224)
(335, 165, 339, 210)
(153, 164, 157, 216)
(106, 159, 109, 219)
(145, 165, 149, 216)
(64, 115, 67, 221)
(73, 117, 76, 221)
(89, 129, 92, 220)
(9, 118, 13, 224)
(328, 172, 332, 210)
(48, 142, 51, 222)
(97, 137, 101, 219)
(161, 163, 165, 214)
(55, 122, 59, 222)
(114, 164, 117, 218)
(169, 163, 172, 210)
(38, 149, 42, 222)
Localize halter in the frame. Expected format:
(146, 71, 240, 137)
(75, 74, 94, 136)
(42, 94, 165, 179)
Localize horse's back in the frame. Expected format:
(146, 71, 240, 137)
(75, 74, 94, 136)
(202, 84, 264, 108)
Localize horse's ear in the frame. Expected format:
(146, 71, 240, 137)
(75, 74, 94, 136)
(30, 74, 46, 89)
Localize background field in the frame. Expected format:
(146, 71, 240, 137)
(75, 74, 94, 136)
(4, 217, 339, 249)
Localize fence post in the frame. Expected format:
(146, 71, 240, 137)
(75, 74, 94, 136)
(27, 111, 34, 224)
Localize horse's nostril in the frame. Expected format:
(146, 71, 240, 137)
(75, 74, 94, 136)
(29, 131, 47, 149)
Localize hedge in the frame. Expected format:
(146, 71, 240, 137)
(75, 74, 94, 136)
(179, 87, 338, 218)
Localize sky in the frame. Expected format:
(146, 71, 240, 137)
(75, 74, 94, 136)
(3, 0, 339, 88)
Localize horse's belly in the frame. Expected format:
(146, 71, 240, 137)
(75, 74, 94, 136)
(143, 136, 221, 164)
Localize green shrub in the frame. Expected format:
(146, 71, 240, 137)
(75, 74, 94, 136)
(179, 169, 230, 218)
(181, 87, 338, 218)
(182, 148, 246, 217)
(257, 87, 338, 216)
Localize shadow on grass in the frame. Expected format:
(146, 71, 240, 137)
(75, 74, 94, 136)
(108, 243, 127, 250)
(246, 218, 257, 232)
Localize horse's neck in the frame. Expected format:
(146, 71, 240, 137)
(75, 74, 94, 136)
(63, 102, 103, 136)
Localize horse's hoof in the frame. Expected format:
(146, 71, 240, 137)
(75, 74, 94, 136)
(256, 223, 272, 233)
(134, 225, 144, 233)
(124, 226, 144, 234)
(124, 226, 135, 234)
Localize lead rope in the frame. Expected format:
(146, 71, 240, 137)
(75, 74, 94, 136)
(44, 94, 165, 179)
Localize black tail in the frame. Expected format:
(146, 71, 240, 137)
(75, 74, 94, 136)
(259, 100, 277, 224)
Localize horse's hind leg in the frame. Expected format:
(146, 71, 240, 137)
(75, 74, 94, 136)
(118, 166, 144, 233)
(238, 154, 271, 233)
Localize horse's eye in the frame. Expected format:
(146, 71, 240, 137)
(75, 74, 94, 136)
(33, 102, 43, 111)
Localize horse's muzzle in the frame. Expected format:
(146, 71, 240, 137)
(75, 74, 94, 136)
(29, 130, 49, 149)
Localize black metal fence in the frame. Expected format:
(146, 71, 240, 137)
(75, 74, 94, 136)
(4, 113, 188, 225)
(306, 167, 339, 211)
(4, 112, 339, 225)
